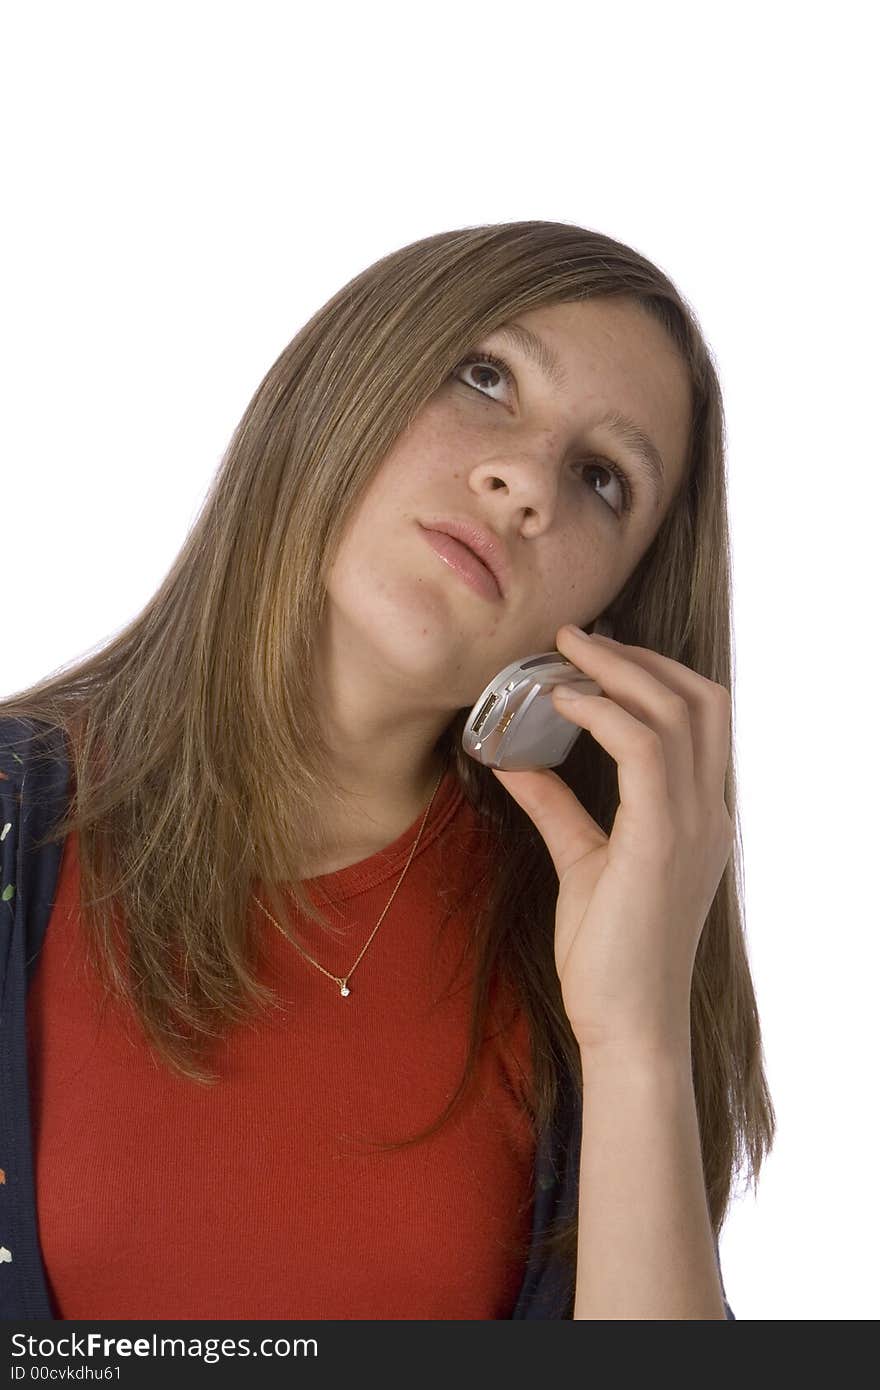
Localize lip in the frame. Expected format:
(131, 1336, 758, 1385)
(420, 527, 504, 602)
(418, 518, 508, 600)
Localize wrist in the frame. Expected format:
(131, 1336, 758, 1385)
(578, 1035, 693, 1079)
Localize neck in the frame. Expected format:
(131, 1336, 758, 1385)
(302, 745, 450, 879)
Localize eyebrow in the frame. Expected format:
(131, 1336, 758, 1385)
(489, 320, 668, 512)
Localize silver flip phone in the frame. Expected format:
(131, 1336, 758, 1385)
(462, 649, 602, 771)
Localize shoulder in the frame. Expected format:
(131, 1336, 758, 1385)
(0, 717, 38, 786)
(0, 718, 71, 820)
(0, 716, 64, 779)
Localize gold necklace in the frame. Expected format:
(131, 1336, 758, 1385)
(253, 761, 447, 998)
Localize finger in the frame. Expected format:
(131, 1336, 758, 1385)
(490, 764, 609, 884)
(555, 626, 696, 812)
(586, 633, 733, 811)
(548, 689, 675, 863)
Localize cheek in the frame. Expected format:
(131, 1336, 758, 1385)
(548, 539, 601, 595)
(365, 439, 453, 514)
(530, 538, 619, 625)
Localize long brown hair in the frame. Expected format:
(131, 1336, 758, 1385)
(1, 220, 775, 1274)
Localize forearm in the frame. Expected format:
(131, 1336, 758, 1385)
(573, 1047, 727, 1320)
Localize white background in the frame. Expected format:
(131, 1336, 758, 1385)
(3, 2, 877, 1320)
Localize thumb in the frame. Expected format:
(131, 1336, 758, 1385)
(490, 764, 608, 883)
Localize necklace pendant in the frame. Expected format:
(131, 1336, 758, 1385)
(340, 984, 350, 997)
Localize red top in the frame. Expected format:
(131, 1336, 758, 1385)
(25, 766, 537, 1320)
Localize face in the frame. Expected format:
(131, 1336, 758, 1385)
(321, 297, 693, 712)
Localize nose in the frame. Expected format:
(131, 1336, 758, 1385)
(474, 444, 565, 527)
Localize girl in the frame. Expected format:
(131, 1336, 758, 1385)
(0, 220, 773, 1320)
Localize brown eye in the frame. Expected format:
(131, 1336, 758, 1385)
(450, 352, 515, 401)
(579, 458, 634, 517)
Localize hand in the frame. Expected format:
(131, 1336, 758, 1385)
(490, 626, 735, 1060)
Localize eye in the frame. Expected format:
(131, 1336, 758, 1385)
(451, 350, 516, 402)
(578, 458, 635, 517)
(449, 350, 636, 517)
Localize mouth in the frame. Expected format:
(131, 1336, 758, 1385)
(418, 525, 504, 603)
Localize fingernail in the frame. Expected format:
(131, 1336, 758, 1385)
(553, 683, 581, 699)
